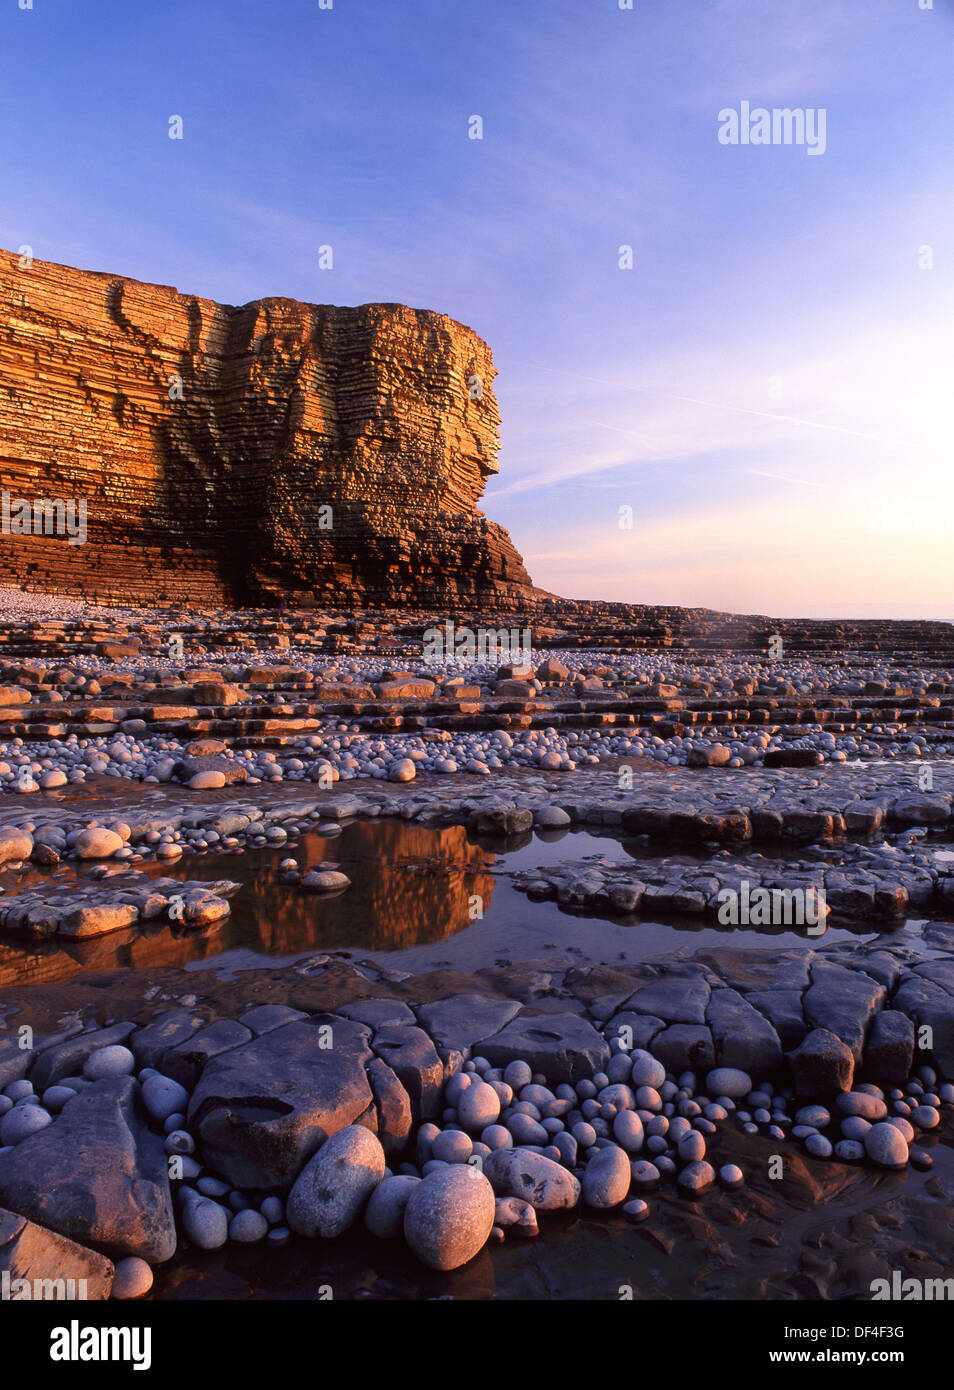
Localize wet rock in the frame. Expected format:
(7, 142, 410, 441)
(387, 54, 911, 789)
(466, 807, 534, 836)
(417, 994, 521, 1053)
(0, 1206, 114, 1300)
(484, 1148, 581, 1210)
(474, 1012, 609, 1083)
(582, 1143, 631, 1208)
(864, 1011, 915, 1086)
(301, 870, 351, 893)
(287, 1126, 386, 1238)
(404, 1165, 495, 1270)
(188, 1017, 374, 1189)
(790, 1028, 855, 1096)
(0, 1077, 175, 1261)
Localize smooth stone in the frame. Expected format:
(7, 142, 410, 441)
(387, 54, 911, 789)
(287, 1126, 386, 1238)
(705, 1067, 752, 1100)
(260, 1196, 284, 1225)
(582, 1144, 631, 1209)
(364, 1175, 421, 1238)
(182, 1198, 229, 1251)
(612, 1109, 644, 1154)
(493, 1196, 539, 1236)
(804, 1134, 833, 1159)
(623, 1198, 650, 1222)
(403, 1165, 495, 1271)
(677, 1131, 706, 1163)
(229, 1209, 269, 1243)
(431, 1129, 473, 1165)
(141, 1074, 190, 1123)
(864, 1122, 909, 1168)
(458, 1081, 501, 1133)
(834, 1140, 865, 1162)
(630, 1051, 666, 1089)
(111, 1256, 154, 1300)
(832, 1091, 887, 1122)
(676, 1160, 716, 1195)
(484, 1148, 581, 1210)
(0, 1105, 52, 1145)
(41, 1086, 77, 1113)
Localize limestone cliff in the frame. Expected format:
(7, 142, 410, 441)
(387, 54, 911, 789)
(0, 251, 535, 607)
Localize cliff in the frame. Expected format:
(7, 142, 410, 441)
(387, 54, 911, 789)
(0, 251, 536, 607)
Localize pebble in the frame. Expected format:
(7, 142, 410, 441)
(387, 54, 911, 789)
(111, 1257, 154, 1300)
(458, 1081, 501, 1133)
(706, 1068, 752, 1100)
(0, 1105, 52, 1145)
(365, 1175, 422, 1238)
(141, 1074, 190, 1123)
(84, 1045, 136, 1080)
(403, 1165, 496, 1270)
(582, 1144, 631, 1209)
(864, 1122, 910, 1168)
(623, 1198, 650, 1222)
(287, 1126, 386, 1238)
(183, 1198, 229, 1250)
(229, 1209, 269, 1243)
(676, 1160, 716, 1195)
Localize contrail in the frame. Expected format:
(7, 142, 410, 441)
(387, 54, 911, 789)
(514, 361, 926, 451)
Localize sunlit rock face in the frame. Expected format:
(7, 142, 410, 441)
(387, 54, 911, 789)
(0, 251, 535, 607)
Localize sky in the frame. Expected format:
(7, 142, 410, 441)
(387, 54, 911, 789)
(2, 0, 953, 619)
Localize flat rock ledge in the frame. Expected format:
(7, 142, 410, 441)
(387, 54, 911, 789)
(2, 929, 954, 1288)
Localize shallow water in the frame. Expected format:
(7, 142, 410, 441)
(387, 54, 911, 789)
(0, 819, 889, 986)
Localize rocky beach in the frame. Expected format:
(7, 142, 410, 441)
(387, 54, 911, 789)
(2, 578, 954, 1304)
(1, 0, 951, 1331)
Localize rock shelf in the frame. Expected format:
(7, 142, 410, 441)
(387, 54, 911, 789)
(2, 928, 954, 1295)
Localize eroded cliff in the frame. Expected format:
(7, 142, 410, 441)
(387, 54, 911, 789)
(0, 251, 535, 607)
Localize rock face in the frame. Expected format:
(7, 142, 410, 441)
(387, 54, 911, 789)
(0, 1206, 114, 1300)
(186, 1018, 375, 1189)
(0, 251, 535, 607)
(0, 1077, 175, 1262)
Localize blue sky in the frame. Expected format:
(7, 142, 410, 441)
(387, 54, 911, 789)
(2, 0, 953, 617)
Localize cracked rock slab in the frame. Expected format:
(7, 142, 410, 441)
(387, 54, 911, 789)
(187, 1016, 374, 1190)
(474, 1011, 609, 1083)
(0, 1076, 175, 1262)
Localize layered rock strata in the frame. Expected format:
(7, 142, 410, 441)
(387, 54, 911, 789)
(0, 252, 534, 606)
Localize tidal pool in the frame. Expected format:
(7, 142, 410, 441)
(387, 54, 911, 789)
(0, 819, 889, 986)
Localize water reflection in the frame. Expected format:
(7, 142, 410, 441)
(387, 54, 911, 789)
(0, 821, 497, 987)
